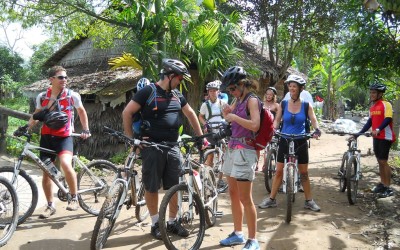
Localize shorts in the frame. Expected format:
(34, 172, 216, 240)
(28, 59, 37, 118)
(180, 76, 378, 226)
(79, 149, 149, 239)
(277, 138, 309, 164)
(141, 145, 182, 193)
(373, 138, 392, 160)
(222, 148, 257, 181)
(39, 134, 73, 161)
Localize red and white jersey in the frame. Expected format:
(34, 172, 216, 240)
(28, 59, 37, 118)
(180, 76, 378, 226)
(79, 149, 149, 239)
(370, 99, 396, 142)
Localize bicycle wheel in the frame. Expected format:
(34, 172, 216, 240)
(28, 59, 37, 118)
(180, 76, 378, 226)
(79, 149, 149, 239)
(90, 182, 125, 250)
(346, 156, 358, 205)
(204, 149, 227, 194)
(285, 165, 294, 224)
(159, 183, 206, 250)
(78, 160, 118, 215)
(135, 182, 149, 222)
(0, 166, 38, 225)
(0, 176, 18, 247)
(204, 168, 218, 227)
(264, 148, 277, 193)
(339, 153, 347, 192)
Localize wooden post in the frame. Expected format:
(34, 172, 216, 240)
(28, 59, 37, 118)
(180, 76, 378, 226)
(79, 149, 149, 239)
(0, 113, 8, 153)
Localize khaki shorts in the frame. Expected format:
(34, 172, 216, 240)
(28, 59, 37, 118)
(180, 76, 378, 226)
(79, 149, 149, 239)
(222, 148, 257, 181)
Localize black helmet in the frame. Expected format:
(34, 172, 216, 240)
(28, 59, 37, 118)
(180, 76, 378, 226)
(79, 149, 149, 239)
(266, 86, 277, 95)
(162, 58, 191, 78)
(285, 75, 306, 86)
(221, 66, 247, 88)
(44, 111, 69, 130)
(369, 82, 386, 93)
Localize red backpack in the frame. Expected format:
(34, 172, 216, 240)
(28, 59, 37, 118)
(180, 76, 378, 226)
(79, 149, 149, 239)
(245, 93, 275, 150)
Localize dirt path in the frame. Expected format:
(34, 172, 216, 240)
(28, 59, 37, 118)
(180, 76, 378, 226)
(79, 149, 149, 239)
(1, 133, 399, 250)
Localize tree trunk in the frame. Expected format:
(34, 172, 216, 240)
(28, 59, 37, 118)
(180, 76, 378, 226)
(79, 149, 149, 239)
(392, 98, 400, 149)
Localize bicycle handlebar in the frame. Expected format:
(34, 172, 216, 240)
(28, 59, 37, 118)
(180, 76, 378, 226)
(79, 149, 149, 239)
(274, 131, 312, 140)
(103, 126, 171, 150)
(326, 131, 371, 137)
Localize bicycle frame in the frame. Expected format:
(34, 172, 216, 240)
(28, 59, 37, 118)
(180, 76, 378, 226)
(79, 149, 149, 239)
(282, 140, 300, 194)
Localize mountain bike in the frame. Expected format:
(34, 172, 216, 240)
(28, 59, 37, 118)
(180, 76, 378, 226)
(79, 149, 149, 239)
(91, 126, 156, 250)
(330, 131, 370, 205)
(159, 133, 220, 250)
(0, 125, 117, 225)
(262, 135, 279, 193)
(0, 176, 18, 247)
(275, 131, 312, 224)
(203, 121, 229, 194)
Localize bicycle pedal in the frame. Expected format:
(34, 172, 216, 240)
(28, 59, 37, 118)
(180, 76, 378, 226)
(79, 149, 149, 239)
(215, 211, 224, 218)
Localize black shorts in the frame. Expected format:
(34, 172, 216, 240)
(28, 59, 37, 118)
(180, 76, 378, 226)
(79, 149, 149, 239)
(373, 138, 392, 160)
(141, 145, 182, 193)
(277, 138, 309, 164)
(39, 134, 73, 161)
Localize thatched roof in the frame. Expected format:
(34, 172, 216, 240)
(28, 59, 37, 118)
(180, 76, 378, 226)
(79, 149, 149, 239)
(22, 67, 142, 107)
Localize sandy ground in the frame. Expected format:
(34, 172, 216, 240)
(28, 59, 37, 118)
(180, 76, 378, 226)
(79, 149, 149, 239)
(1, 132, 399, 250)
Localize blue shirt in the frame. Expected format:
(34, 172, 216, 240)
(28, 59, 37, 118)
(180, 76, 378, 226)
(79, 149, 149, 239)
(281, 101, 307, 135)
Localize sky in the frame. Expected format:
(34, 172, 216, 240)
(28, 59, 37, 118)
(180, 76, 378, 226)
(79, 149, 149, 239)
(0, 22, 48, 61)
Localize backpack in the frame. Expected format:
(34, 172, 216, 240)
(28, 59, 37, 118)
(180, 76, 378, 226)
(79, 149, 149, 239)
(281, 100, 310, 133)
(245, 93, 275, 150)
(205, 99, 222, 120)
(132, 83, 181, 136)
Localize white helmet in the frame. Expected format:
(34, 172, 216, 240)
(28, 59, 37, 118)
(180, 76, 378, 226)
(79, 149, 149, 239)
(137, 78, 151, 91)
(206, 80, 221, 90)
(284, 75, 306, 86)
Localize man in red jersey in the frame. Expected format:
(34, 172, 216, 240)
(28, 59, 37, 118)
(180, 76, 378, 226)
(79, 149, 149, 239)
(355, 82, 395, 198)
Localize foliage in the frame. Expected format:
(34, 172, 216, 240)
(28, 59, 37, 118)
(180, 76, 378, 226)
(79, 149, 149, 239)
(110, 150, 129, 165)
(26, 39, 59, 82)
(226, 0, 349, 85)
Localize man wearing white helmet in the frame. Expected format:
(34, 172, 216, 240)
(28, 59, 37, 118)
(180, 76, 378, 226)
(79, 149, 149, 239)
(199, 80, 228, 191)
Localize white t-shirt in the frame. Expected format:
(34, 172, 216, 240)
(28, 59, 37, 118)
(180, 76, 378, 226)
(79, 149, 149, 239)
(199, 99, 227, 128)
(283, 90, 314, 106)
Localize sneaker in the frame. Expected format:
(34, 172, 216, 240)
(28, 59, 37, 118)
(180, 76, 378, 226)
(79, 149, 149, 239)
(217, 179, 228, 193)
(372, 183, 385, 193)
(220, 232, 246, 246)
(167, 220, 189, 237)
(39, 205, 56, 219)
(66, 199, 79, 211)
(377, 187, 394, 198)
(298, 184, 304, 193)
(242, 239, 260, 250)
(150, 222, 162, 240)
(258, 198, 277, 209)
(304, 200, 321, 212)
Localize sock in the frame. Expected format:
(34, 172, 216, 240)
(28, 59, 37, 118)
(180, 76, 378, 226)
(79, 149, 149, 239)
(151, 214, 159, 226)
(47, 201, 54, 208)
(234, 231, 243, 236)
(168, 218, 176, 224)
(71, 194, 78, 200)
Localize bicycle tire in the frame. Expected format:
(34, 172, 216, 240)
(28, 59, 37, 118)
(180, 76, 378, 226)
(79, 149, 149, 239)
(135, 182, 149, 222)
(286, 165, 294, 224)
(78, 160, 118, 216)
(0, 166, 38, 225)
(159, 183, 206, 250)
(264, 148, 277, 193)
(90, 182, 125, 250)
(339, 153, 347, 192)
(346, 156, 358, 205)
(203, 149, 227, 194)
(204, 168, 218, 227)
(0, 176, 19, 247)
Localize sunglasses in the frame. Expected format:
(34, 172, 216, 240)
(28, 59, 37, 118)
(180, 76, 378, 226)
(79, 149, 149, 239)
(291, 114, 296, 125)
(53, 75, 68, 80)
(227, 86, 237, 92)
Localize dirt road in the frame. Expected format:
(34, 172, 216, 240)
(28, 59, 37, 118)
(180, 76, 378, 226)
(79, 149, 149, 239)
(1, 133, 399, 250)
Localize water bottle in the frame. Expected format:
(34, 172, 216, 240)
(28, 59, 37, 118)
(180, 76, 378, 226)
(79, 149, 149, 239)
(43, 158, 62, 180)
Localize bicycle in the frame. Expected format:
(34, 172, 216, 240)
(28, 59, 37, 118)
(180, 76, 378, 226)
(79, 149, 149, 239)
(330, 131, 370, 205)
(91, 126, 155, 250)
(0, 176, 18, 247)
(262, 135, 279, 193)
(275, 131, 312, 224)
(203, 121, 229, 193)
(159, 133, 221, 250)
(0, 125, 117, 225)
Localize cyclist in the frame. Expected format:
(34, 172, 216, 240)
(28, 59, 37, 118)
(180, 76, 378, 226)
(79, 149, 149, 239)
(263, 87, 279, 116)
(353, 82, 395, 198)
(28, 65, 91, 218)
(219, 66, 260, 250)
(122, 58, 205, 240)
(199, 80, 228, 191)
(258, 74, 321, 212)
